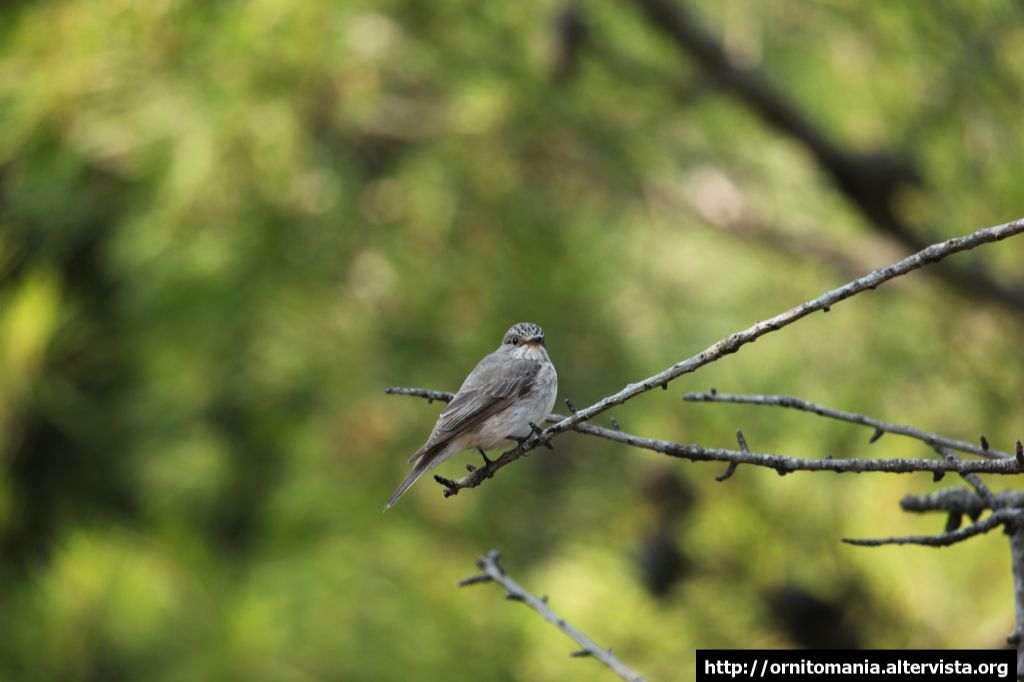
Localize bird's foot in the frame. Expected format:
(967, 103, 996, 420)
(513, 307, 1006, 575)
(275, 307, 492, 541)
(464, 449, 495, 478)
(528, 421, 554, 450)
(506, 433, 530, 456)
(506, 423, 553, 455)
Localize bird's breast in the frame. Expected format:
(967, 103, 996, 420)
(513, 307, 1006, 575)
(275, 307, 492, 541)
(468, 359, 558, 450)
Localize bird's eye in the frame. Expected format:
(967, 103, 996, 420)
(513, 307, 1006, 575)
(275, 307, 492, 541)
(511, 337, 520, 345)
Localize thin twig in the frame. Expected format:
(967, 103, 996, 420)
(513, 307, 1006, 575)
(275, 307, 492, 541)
(387, 388, 1023, 478)
(714, 431, 747, 482)
(460, 550, 647, 682)
(391, 218, 1024, 496)
(842, 509, 1022, 547)
(683, 391, 1012, 460)
(384, 386, 453, 403)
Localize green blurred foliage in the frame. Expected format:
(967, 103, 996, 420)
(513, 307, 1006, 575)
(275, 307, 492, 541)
(1, 0, 1022, 679)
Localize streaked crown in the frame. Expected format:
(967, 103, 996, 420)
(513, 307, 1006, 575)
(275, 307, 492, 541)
(502, 322, 545, 347)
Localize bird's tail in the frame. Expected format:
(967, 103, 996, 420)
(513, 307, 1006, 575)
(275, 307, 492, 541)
(385, 447, 439, 510)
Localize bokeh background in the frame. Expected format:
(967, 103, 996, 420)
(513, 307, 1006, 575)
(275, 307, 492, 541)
(2, 1, 1023, 680)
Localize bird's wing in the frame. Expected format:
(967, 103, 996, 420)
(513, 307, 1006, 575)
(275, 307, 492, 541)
(424, 352, 540, 451)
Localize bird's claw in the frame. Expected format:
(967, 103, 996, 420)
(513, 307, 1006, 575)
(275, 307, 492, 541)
(528, 422, 553, 450)
(506, 433, 534, 457)
(506, 424, 553, 454)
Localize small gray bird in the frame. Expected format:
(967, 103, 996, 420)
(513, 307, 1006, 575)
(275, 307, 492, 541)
(385, 322, 558, 509)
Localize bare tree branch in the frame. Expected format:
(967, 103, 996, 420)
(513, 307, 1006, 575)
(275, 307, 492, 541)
(384, 214, 1024, 498)
(565, 417, 1022, 477)
(842, 509, 1022, 547)
(901, 488, 1024, 515)
(891, 487, 1024, 674)
(682, 389, 1005, 508)
(387, 387, 1024, 479)
(682, 391, 1012, 460)
(459, 550, 648, 682)
(682, 390, 1006, 515)
(1008, 522, 1024, 677)
(627, 0, 1024, 312)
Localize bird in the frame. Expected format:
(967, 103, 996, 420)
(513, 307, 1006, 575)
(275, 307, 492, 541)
(385, 322, 558, 510)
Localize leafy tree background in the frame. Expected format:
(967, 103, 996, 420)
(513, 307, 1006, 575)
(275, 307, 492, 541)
(1, 1, 1022, 680)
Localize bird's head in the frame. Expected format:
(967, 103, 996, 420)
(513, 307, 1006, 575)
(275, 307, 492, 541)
(499, 322, 546, 356)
